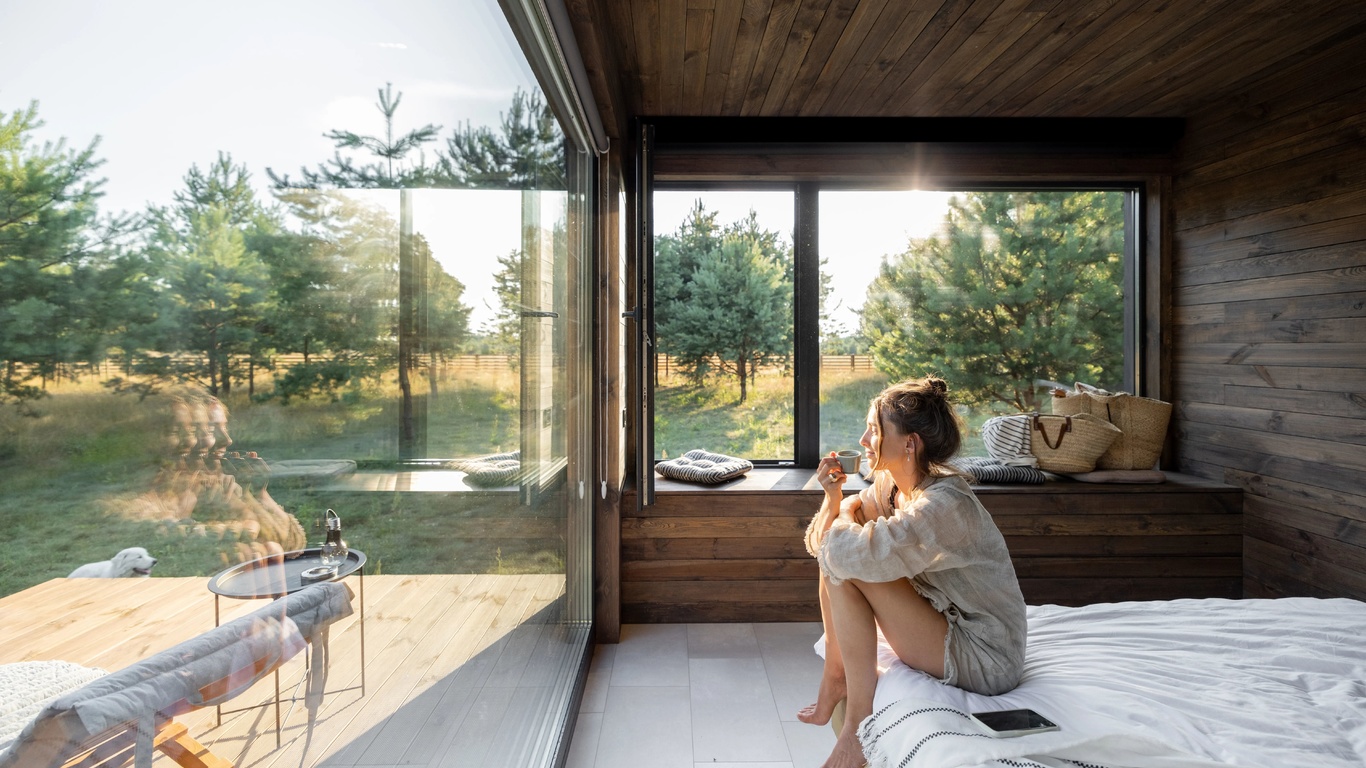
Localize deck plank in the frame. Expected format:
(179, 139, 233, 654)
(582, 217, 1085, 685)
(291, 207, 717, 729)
(0, 572, 569, 767)
(310, 574, 483, 766)
(0, 577, 186, 654)
(221, 573, 471, 768)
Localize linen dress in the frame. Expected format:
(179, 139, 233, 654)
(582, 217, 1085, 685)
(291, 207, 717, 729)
(805, 472, 1027, 695)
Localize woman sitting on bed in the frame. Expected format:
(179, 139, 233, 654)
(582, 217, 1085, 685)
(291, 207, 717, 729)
(801, 376, 1027, 768)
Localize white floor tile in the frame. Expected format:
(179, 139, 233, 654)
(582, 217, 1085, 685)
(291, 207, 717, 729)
(754, 623, 827, 722)
(611, 624, 690, 687)
(782, 719, 838, 768)
(564, 712, 602, 768)
(579, 623, 843, 768)
(595, 686, 693, 768)
(687, 622, 760, 658)
(580, 644, 616, 713)
(594, 642, 619, 669)
(689, 657, 790, 763)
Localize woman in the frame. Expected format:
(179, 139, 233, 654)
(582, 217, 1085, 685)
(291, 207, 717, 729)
(800, 377, 1027, 768)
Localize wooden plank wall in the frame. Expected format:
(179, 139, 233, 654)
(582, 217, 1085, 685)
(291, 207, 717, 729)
(1171, 36, 1366, 600)
(620, 472, 1241, 623)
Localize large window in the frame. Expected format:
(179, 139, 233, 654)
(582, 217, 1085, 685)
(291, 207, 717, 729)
(651, 185, 1137, 465)
(819, 189, 1132, 458)
(1, 2, 593, 766)
(652, 190, 795, 461)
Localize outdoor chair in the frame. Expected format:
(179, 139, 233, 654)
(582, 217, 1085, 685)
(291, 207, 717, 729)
(0, 581, 353, 768)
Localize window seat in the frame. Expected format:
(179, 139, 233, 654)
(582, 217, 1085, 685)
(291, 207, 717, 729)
(619, 470, 1242, 623)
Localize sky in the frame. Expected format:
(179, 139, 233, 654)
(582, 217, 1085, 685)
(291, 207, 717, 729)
(1, 0, 953, 334)
(1, 0, 535, 331)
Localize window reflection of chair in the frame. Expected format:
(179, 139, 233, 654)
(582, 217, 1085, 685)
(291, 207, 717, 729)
(0, 582, 353, 768)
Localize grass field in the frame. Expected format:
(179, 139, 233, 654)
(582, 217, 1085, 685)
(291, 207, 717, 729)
(0, 369, 538, 598)
(656, 368, 991, 460)
(2, 365, 997, 598)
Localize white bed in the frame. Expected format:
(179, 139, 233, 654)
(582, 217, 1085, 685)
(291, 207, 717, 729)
(822, 597, 1366, 768)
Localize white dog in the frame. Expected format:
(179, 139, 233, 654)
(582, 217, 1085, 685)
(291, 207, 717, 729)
(68, 547, 158, 578)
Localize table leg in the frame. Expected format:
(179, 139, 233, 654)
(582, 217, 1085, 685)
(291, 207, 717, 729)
(274, 667, 281, 748)
(360, 566, 366, 697)
(215, 594, 221, 728)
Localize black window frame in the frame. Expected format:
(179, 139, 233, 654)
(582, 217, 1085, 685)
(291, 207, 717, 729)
(631, 116, 1182, 506)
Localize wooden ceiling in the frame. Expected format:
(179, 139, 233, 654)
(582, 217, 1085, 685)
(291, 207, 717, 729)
(564, 0, 1366, 137)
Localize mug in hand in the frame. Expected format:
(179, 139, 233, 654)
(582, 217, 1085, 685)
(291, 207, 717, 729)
(836, 450, 861, 476)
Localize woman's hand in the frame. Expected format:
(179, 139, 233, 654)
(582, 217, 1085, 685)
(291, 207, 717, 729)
(816, 452, 847, 498)
(811, 452, 848, 542)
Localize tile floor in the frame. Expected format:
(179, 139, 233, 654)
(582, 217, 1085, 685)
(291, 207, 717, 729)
(565, 622, 838, 768)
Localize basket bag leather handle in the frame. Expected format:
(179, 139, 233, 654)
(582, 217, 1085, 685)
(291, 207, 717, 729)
(1033, 414, 1071, 450)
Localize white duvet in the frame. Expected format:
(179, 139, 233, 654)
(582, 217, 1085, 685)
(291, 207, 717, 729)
(823, 597, 1366, 768)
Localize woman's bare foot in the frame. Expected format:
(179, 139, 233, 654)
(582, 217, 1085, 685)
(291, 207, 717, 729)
(821, 722, 869, 768)
(797, 671, 847, 725)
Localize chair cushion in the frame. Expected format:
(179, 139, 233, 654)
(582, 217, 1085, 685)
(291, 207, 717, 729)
(656, 450, 753, 484)
(0, 582, 353, 768)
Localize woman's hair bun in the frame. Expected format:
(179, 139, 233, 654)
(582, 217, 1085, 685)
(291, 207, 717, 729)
(926, 377, 948, 395)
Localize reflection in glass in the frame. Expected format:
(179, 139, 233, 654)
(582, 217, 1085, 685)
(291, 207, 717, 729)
(0, 2, 591, 765)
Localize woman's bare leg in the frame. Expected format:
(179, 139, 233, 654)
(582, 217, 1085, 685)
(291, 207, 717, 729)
(797, 574, 846, 725)
(819, 577, 948, 768)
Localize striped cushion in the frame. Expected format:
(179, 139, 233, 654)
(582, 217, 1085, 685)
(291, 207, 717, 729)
(446, 450, 521, 487)
(951, 456, 1047, 485)
(656, 450, 753, 484)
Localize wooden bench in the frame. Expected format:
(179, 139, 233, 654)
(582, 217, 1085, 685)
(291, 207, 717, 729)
(620, 471, 1242, 623)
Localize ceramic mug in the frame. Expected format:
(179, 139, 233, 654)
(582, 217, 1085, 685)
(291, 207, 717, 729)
(836, 449, 861, 476)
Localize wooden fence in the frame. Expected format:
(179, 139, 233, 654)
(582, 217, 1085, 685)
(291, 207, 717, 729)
(9, 353, 520, 386)
(654, 354, 874, 378)
(19, 353, 871, 387)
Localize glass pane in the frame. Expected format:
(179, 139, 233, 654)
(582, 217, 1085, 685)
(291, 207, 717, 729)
(0, 2, 590, 766)
(653, 190, 795, 461)
(819, 190, 1128, 458)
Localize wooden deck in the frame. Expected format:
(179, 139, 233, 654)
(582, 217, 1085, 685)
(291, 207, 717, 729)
(0, 573, 579, 767)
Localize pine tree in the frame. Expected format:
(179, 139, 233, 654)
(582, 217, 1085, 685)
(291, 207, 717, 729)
(264, 190, 399, 402)
(861, 191, 1125, 412)
(441, 88, 565, 190)
(483, 248, 523, 356)
(142, 154, 275, 397)
(0, 101, 139, 405)
(268, 83, 442, 189)
(655, 206, 792, 404)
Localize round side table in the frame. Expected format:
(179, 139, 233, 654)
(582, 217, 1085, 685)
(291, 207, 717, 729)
(207, 548, 367, 743)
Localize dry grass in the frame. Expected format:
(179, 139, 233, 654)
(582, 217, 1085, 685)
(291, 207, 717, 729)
(0, 368, 538, 598)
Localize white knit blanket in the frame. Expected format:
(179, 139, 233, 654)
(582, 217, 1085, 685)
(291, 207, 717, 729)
(0, 661, 107, 756)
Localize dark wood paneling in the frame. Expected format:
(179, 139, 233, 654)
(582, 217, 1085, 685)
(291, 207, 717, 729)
(1173, 33, 1366, 601)
(571, 0, 1364, 130)
(653, 150, 1174, 183)
(619, 471, 1242, 622)
(593, 146, 628, 642)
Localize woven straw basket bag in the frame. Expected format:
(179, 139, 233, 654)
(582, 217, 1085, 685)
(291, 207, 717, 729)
(1029, 413, 1122, 474)
(1052, 388, 1172, 470)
